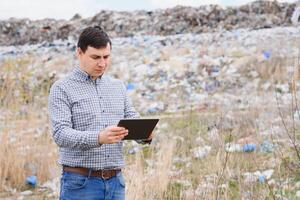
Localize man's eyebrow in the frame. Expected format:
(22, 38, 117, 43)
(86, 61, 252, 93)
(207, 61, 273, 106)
(90, 54, 110, 58)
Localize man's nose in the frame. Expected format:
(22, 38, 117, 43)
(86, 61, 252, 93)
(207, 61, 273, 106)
(97, 58, 105, 66)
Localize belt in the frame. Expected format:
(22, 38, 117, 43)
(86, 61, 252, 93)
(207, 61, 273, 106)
(63, 166, 121, 180)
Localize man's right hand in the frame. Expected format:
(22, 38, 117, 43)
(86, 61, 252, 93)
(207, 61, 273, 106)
(98, 125, 128, 144)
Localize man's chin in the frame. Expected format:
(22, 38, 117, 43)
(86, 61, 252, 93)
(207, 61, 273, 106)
(94, 71, 104, 76)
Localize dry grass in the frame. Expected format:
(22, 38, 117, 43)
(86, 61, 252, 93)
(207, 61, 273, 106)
(0, 56, 299, 200)
(0, 114, 58, 191)
(125, 139, 175, 199)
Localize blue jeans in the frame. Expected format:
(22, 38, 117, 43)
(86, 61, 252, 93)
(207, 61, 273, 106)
(60, 171, 125, 200)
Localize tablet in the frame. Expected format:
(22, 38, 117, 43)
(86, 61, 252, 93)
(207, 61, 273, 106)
(117, 119, 159, 140)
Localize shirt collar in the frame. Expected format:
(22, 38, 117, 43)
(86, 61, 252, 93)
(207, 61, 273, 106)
(73, 66, 103, 84)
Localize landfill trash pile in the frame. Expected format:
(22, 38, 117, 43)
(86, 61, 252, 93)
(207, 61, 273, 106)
(1, 24, 299, 199)
(1, 26, 300, 116)
(0, 1, 298, 46)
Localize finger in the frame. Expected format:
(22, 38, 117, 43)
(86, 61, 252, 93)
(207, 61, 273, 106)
(115, 134, 127, 141)
(106, 125, 123, 130)
(107, 131, 127, 140)
(148, 132, 153, 139)
(111, 130, 128, 136)
(109, 126, 126, 132)
(108, 136, 123, 143)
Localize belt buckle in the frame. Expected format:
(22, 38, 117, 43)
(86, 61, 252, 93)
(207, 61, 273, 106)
(101, 170, 110, 180)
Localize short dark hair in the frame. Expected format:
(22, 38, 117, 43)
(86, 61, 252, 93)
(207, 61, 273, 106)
(77, 26, 112, 53)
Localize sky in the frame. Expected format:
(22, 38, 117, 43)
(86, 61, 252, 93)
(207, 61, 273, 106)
(0, 0, 297, 20)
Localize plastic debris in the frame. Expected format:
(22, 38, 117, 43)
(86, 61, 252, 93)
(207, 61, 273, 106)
(25, 176, 37, 187)
(262, 169, 274, 180)
(147, 102, 164, 114)
(126, 83, 135, 91)
(147, 107, 157, 114)
(258, 175, 265, 183)
(192, 146, 212, 159)
(207, 126, 219, 140)
(263, 51, 271, 60)
(128, 146, 143, 154)
(225, 143, 257, 153)
(243, 144, 257, 152)
(294, 110, 300, 121)
(225, 143, 243, 153)
(243, 169, 274, 183)
(260, 140, 275, 153)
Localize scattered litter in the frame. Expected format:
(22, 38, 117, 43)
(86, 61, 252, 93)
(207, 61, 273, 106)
(260, 140, 275, 153)
(243, 144, 257, 152)
(128, 146, 144, 154)
(192, 146, 212, 159)
(25, 176, 37, 187)
(225, 143, 243, 153)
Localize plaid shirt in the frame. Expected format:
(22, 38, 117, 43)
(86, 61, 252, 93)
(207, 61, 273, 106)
(48, 67, 139, 170)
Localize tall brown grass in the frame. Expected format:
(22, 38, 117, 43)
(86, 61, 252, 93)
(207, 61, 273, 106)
(0, 55, 299, 200)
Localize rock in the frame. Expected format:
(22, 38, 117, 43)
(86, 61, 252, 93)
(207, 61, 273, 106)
(20, 190, 33, 196)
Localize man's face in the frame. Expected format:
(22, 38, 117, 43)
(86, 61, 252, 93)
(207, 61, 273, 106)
(77, 43, 111, 79)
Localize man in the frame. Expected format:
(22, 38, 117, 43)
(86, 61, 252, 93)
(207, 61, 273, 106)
(48, 26, 152, 200)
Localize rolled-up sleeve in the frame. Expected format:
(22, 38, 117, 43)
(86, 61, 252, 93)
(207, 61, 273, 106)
(48, 83, 101, 150)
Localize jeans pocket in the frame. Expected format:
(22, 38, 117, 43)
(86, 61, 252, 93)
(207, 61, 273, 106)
(117, 173, 126, 188)
(62, 172, 88, 190)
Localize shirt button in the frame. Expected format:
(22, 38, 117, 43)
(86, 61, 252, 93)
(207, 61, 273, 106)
(102, 110, 105, 113)
(100, 97, 102, 99)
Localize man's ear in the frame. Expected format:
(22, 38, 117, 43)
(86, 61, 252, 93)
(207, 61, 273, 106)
(76, 47, 83, 57)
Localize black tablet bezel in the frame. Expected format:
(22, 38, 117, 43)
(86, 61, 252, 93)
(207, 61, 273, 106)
(117, 118, 159, 140)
